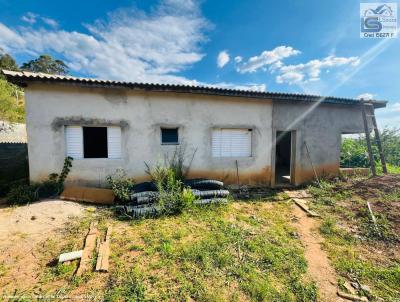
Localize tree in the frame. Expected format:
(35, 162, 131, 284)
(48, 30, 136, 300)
(0, 78, 25, 126)
(21, 54, 68, 75)
(0, 49, 19, 71)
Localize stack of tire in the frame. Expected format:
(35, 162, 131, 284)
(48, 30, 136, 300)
(115, 179, 229, 219)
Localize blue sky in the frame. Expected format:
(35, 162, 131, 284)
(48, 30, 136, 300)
(0, 0, 399, 127)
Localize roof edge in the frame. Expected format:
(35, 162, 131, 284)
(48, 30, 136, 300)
(1, 69, 388, 108)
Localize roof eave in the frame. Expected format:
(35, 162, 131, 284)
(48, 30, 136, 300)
(1, 69, 388, 108)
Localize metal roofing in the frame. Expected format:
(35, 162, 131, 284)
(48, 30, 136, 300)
(0, 122, 27, 144)
(1, 70, 387, 108)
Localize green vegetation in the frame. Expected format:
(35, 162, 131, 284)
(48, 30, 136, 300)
(6, 156, 73, 203)
(5, 183, 38, 204)
(20, 54, 69, 75)
(308, 176, 400, 301)
(106, 169, 135, 203)
(341, 128, 400, 169)
(37, 202, 317, 301)
(146, 163, 197, 216)
(0, 78, 25, 124)
(1, 50, 69, 126)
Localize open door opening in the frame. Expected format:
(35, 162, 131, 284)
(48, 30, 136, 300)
(275, 131, 292, 185)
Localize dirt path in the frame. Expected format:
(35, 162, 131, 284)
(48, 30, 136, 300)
(291, 204, 343, 302)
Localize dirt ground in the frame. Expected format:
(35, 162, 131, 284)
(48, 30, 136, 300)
(291, 205, 343, 302)
(1, 176, 398, 301)
(0, 199, 89, 294)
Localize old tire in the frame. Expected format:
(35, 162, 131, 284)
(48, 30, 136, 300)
(133, 182, 158, 193)
(193, 189, 230, 199)
(184, 179, 224, 190)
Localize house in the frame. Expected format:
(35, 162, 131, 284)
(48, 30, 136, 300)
(2, 70, 386, 187)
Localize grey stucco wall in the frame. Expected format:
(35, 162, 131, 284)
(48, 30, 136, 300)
(272, 101, 370, 185)
(24, 83, 371, 187)
(25, 84, 273, 186)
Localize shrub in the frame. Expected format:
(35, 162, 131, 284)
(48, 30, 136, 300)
(37, 157, 73, 198)
(146, 163, 196, 216)
(341, 128, 400, 168)
(106, 169, 135, 203)
(6, 184, 38, 204)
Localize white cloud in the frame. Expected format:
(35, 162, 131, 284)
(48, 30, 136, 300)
(391, 102, 400, 112)
(210, 82, 266, 92)
(236, 46, 300, 73)
(21, 12, 58, 28)
(276, 71, 304, 84)
(41, 17, 58, 28)
(276, 55, 360, 84)
(234, 56, 242, 63)
(21, 12, 38, 24)
(1, 1, 210, 84)
(357, 93, 374, 100)
(375, 102, 400, 128)
(217, 50, 230, 68)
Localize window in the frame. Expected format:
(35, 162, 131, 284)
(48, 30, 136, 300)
(212, 128, 252, 157)
(83, 127, 108, 158)
(65, 126, 121, 159)
(161, 128, 179, 144)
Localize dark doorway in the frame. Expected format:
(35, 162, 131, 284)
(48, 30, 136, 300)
(275, 131, 292, 184)
(83, 127, 108, 158)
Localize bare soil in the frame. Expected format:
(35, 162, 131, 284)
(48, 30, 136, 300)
(291, 204, 343, 302)
(0, 199, 88, 293)
(333, 174, 400, 242)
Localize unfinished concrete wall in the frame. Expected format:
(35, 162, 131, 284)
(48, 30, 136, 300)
(25, 84, 273, 186)
(272, 101, 368, 185)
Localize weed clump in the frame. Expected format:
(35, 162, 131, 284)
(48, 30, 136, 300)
(146, 163, 196, 216)
(106, 169, 135, 203)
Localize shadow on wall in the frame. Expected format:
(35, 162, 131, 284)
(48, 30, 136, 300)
(0, 143, 29, 196)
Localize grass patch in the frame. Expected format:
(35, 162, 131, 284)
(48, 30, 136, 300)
(105, 202, 317, 301)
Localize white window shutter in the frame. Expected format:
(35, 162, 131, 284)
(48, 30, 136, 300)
(65, 126, 83, 159)
(212, 129, 251, 157)
(107, 126, 122, 159)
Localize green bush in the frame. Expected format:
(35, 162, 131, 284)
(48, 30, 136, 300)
(37, 157, 73, 198)
(146, 163, 196, 216)
(6, 184, 38, 204)
(341, 138, 370, 168)
(341, 128, 400, 169)
(106, 169, 135, 203)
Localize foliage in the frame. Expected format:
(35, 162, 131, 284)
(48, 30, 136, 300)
(36, 157, 73, 198)
(147, 163, 195, 215)
(106, 169, 135, 203)
(341, 137, 370, 168)
(341, 128, 400, 168)
(6, 184, 38, 204)
(57, 156, 73, 185)
(0, 79, 25, 124)
(21, 54, 68, 75)
(0, 51, 25, 125)
(146, 145, 196, 184)
(0, 49, 19, 71)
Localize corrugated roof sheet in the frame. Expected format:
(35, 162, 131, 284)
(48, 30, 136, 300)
(1, 70, 387, 108)
(0, 122, 27, 143)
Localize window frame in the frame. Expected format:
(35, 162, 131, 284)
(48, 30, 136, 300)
(160, 127, 180, 145)
(211, 127, 253, 158)
(65, 125, 122, 160)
